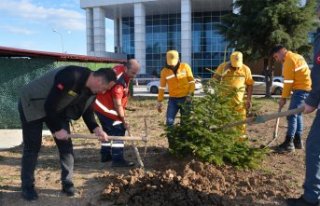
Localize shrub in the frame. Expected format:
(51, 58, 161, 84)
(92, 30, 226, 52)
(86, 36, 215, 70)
(166, 79, 267, 169)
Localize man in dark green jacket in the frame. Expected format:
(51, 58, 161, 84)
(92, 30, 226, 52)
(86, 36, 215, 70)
(18, 65, 116, 201)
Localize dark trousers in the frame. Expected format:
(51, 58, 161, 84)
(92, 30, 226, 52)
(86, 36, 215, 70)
(18, 102, 74, 188)
(95, 112, 126, 162)
(303, 110, 320, 203)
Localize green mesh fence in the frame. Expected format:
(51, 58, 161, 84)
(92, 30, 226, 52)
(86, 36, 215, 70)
(0, 57, 115, 129)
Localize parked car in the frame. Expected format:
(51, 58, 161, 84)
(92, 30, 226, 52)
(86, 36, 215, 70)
(252, 74, 283, 95)
(133, 74, 158, 85)
(147, 78, 203, 94)
(273, 76, 283, 83)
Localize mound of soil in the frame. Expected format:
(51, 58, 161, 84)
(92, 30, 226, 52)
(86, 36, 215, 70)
(100, 160, 294, 206)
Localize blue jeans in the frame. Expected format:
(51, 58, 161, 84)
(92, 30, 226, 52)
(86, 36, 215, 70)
(303, 110, 320, 203)
(286, 90, 309, 137)
(95, 112, 125, 162)
(166, 97, 190, 126)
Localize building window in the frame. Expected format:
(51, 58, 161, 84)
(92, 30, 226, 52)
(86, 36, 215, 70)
(122, 17, 135, 58)
(145, 14, 181, 75)
(192, 11, 232, 78)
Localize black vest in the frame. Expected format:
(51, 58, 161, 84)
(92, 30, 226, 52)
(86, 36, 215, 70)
(20, 67, 94, 122)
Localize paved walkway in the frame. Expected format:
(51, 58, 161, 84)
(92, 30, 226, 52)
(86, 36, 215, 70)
(0, 129, 51, 150)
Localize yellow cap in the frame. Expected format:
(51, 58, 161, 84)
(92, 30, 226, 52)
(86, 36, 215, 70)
(166, 50, 179, 66)
(230, 51, 243, 68)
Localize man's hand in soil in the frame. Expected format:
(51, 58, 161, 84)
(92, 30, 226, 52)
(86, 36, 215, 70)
(93, 127, 108, 141)
(55, 129, 69, 140)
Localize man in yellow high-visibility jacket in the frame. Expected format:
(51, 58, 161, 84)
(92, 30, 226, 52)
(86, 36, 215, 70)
(156, 50, 195, 134)
(213, 51, 254, 138)
(271, 45, 311, 153)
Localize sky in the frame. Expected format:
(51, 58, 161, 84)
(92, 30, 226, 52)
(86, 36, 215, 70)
(0, 0, 114, 55)
(0, 0, 309, 55)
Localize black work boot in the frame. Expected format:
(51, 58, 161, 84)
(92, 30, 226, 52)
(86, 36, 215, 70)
(62, 182, 75, 196)
(277, 135, 295, 153)
(294, 134, 304, 149)
(111, 159, 135, 167)
(286, 196, 319, 206)
(100, 145, 112, 162)
(21, 185, 38, 201)
(111, 145, 134, 167)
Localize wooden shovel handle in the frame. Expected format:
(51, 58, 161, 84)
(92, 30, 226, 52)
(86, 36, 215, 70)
(220, 106, 305, 129)
(273, 107, 282, 138)
(68, 133, 147, 141)
(261, 106, 304, 122)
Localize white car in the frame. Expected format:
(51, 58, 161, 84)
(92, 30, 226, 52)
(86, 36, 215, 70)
(273, 76, 283, 83)
(252, 74, 283, 95)
(147, 78, 203, 94)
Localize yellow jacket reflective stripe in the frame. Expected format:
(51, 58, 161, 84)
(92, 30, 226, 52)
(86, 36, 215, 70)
(157, 63, 195, 102)
(282, 51, 311, 98)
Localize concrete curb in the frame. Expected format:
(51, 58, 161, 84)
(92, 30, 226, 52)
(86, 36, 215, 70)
(0, 129, 51, 150)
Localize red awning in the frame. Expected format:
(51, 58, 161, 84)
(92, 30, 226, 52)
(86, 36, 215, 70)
(0, 46, 126, 63)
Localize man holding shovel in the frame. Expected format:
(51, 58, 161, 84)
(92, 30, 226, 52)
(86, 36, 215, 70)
(18, 66, 116, 201)
(94, 59, 140, 167)
(271, 45, 311, 152)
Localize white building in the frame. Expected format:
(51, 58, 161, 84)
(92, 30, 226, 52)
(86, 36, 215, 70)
(80, 0, 233, 77)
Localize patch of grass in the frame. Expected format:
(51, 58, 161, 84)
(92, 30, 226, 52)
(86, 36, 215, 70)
(0, 175, 12, 182)
(285, 170, 295, 177)
(0, 176, 5, 183)
(259, 167, 275, 176)
(10, 175, 20, 180)
(285, 179, 300, 189)
(72, 138, 90, 144)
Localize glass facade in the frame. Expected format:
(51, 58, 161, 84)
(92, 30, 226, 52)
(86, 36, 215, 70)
(146, 14, 181, 75)
(121, 11, 232, 77)
(122, 17, 135, 59)
(192, 11, 232, 78)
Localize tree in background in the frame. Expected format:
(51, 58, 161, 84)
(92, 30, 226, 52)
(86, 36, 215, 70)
(218, 0, 317, 97)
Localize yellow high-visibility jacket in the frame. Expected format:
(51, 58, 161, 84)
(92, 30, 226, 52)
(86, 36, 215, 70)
(282, 51, 311, 98)
(157, 63, 195, 102)
(214, 62, 254, 105)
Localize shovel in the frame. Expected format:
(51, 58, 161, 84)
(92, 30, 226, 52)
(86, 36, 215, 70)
(265, 107, 282, 147)
(216, 106, 304, 130)
(127, 128, 145, 168)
